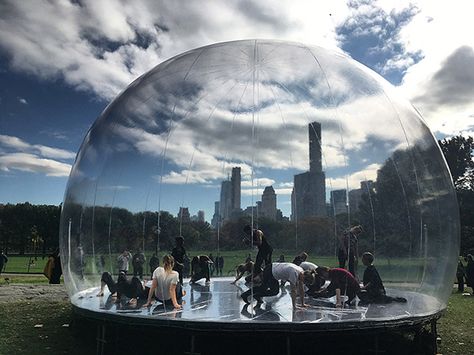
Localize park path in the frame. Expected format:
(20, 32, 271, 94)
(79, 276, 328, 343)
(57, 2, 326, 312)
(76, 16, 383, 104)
(0, 281, 68, 303)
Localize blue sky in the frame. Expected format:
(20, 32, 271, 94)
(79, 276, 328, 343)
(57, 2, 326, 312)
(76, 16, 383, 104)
(1, 0, 473, 220)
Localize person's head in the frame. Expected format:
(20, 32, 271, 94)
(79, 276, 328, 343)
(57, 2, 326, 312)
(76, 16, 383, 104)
(350, 225, 363, 235)
(300, 252, 308, 262)
(163, 255, 175, 272)
(175, 236, 184, 246)
(362, 252, 374, 266)
(122, 249, 128, 255)
(118, 271, 127, 283)
(303, 270, 316, 286)
(316, 266, 330, 280)
(467, 254, 474, 262)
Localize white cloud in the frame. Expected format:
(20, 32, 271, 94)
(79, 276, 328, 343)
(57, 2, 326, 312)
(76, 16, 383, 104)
(395, 1, 474, 136)
(0, 134, 76, 160)
(0, 153, 71, 177)
(328, 163, 380, 191)
(0, 134, 74, 176)
(18, 97, 28, 104)
(0, 0, 343, 102)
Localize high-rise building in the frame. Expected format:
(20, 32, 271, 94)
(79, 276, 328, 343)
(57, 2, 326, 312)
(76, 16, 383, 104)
(291, 122, 326, 220)
(219, 180, 232, 220)
(330, 189, 347, 216)
(178, 207, 191, 223)
(197, 210, 205, 223)
(261, 186, 277, 220)
(231, 167, 241, 211)
(349, 180, 375, 214)
(217, 167, 242, 223)
(211, 201, 220, 229)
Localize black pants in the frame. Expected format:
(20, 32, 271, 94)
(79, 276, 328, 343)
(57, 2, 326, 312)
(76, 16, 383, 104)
(133, 265, 144, 279)
(173, 262, 184, 285)
(156, 282, 184, 306)
(241, 265, 279, 303)
(101, 272, 148, 299)
(457, 276, 465, 292)
(348, 253, 357, 278)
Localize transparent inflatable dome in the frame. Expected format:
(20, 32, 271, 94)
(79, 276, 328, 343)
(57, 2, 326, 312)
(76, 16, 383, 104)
(60, 40, 459, 326)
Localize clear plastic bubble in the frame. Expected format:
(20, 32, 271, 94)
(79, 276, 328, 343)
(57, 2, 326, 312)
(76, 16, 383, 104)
(60, 40, 459, 325)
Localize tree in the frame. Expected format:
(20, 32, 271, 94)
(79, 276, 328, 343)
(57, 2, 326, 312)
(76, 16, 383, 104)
(439, 135, 474, 255)
(438, 136, 474, 190)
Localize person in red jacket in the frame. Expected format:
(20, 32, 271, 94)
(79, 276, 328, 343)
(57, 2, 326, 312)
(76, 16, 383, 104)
(314, 266, 360, 308)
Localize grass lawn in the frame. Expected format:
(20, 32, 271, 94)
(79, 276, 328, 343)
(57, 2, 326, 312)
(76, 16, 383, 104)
(0, 272, 472, 354)
(4, 251, 424, 283)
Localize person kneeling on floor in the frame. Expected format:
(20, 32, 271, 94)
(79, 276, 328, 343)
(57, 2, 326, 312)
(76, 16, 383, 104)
(359, 252, 407, 305)
(240, 262, 316, 309)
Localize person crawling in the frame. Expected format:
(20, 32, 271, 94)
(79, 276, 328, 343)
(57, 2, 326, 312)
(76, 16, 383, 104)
(358, 252, 406, 305)
(231, 260, 254, 284)
(97, 271, 148, 306)
(190, 255, 213, 284)
(314, 266, 360, 308)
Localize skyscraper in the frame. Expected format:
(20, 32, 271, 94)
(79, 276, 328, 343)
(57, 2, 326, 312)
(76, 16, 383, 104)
(231, 167, 241, 211)
(217, 166, 242, 224)
(330, 189, 347, 216)
(291, 122, 326, 220)
(219, 180, 232, 220)
(211, 201, 220, 229)
(261, 186, 277, 220)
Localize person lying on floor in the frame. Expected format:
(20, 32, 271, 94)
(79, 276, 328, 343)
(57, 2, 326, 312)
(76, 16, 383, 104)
(143, 255, 184, 310)
(97, 271, 148, 306)
(314, 266, 360, 308)
(240, 262, 316, 309)
(359, 252, 406, 305)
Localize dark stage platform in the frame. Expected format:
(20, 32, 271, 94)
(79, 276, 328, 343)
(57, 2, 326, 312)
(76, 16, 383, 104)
(71, 277, 442, 331)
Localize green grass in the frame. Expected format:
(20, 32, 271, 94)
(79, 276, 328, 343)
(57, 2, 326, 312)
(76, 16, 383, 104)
(438, 291, 474, 354)
(4, 251, 424, 277)
(0, 300, 95, 354)
(0, 288, 471, 354)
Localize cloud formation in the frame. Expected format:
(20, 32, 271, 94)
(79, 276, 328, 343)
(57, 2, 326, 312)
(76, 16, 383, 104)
(0, 134, 74, 176)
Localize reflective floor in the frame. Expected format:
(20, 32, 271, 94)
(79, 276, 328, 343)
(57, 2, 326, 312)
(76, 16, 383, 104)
(71, 277, 441, 325)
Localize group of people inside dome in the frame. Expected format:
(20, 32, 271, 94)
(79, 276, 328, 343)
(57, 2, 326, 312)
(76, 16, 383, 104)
(96, 224, 407, 312)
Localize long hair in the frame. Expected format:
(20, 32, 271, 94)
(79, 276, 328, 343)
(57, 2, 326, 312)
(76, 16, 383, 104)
(162, 255, 175, 273)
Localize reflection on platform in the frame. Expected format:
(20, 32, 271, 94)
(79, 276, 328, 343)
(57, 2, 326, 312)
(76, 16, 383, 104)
(72, 277, 441, 325)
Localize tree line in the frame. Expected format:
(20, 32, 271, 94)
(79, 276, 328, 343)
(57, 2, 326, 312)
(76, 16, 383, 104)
(0, 135, 473, 257)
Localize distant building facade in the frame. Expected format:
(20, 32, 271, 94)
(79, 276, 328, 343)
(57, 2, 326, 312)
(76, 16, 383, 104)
(330, 189, 347, 216)
(261, 186, 277, 220)
(291, 122, 326, 221)
(178, 207, 191, 223)
(215, 167, 242, 226)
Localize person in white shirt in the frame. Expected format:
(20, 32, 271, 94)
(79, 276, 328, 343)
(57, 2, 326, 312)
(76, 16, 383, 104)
(240, 262, 316, 309)
(143, 255, 184, 309)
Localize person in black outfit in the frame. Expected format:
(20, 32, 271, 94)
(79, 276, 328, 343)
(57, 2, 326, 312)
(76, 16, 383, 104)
(292, 252, 308, 266)
(243, 225, 272, 282)
(0, 249, 8, 274)
(359, 252, 406, 305)
(342, 225, 363, 278)
(171, 236, 186, 284)
(49, 248, 62, 284)
(132, 250, 146, 279)
(190, 255, 213, 283)
(216, 255, 224, 276)
(97, 271, 148, 306)
(456, 258, 466, 293)
(149, 253, 160, 278)
(466, 254, 474, 295)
